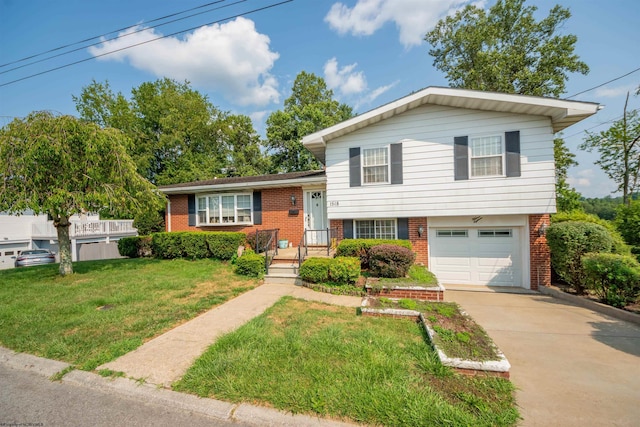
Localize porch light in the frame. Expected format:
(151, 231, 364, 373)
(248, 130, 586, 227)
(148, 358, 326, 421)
(418, 225, 424, 237)
(290, 194, 296, 206)
(538, 222, 548, 237)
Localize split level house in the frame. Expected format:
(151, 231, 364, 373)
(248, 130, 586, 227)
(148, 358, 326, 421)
(159, 87, 600, 290)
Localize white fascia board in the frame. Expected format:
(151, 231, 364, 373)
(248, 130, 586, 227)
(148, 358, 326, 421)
(160, 176, 326, 195)
(302, 87, 600, 147)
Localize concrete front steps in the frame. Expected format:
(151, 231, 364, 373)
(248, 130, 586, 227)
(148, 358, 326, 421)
(264, 246, 335, 285)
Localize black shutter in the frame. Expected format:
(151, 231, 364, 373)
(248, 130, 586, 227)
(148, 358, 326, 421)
(188, 195, 196, 226)
(349, 147, 361, 187)
(390, 143, 403, 184)
(397, 218, 409, 239)
(253, 191, 262, 225)
(343, 220, 354, 239)
(454, 136, 469, 181)
(505, 131, 521, 177)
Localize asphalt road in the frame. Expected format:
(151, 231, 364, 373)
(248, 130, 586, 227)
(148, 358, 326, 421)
(0, 364, 248, 427)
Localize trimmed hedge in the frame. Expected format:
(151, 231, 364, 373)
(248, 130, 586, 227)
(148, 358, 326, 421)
(299, 258, 332, 284)
(582, 253, 640, 308)
(547, 221, 615, 294)
(235, 250, 265, 278)
(335, 239, 412, 268)
(117, 236, 152, 258)
(151, 232, 245, 260)
(299, 257, 361, 285)
(369, 244, 416, 278)
(552, 210, 630, 255)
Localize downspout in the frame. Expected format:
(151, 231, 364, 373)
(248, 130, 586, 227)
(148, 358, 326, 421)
(167, 200, 172, 232)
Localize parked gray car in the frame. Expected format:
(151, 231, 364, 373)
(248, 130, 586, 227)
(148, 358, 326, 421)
(14, 249, 56, 267)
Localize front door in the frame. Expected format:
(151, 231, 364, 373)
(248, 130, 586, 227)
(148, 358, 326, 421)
(305, 190, 327, 245)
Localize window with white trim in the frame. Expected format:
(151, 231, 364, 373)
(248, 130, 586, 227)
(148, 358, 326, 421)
(436, 229, 468, 237)
(355, 219, 396, 239)
(470, 135, 503, 177)
(478, 229, 512, 237)
(197, 194, 252, 225)
(362, 147, 389, 184)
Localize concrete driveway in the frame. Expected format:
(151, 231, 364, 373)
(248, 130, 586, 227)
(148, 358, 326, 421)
(446, 288, 640, 427)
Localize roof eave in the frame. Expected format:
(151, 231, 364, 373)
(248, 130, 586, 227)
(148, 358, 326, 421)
(160, 175, 327, 195)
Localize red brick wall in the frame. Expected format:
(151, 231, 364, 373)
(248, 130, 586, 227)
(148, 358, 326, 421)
(529, 214, 551, 290)
(330, 217, 429, 267)
(167, 187, 305, 244)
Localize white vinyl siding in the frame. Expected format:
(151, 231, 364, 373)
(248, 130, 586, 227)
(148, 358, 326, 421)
(355, 219, 396, 239)
(470, 135, 503, 177)
(197, 194, 252, 225)
(362, 147, 389, 184)
(325, 104, 556, 218)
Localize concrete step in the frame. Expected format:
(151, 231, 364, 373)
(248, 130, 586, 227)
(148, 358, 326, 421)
(264, 273, 302, 285)
(268, 264, 298, 275)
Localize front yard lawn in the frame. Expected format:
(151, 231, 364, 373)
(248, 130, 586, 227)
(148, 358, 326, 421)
(175, 297, 519, 426)
(0, 258, 258, 370)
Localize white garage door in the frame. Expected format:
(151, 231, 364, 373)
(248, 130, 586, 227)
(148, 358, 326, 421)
(429, 228, 522, 287)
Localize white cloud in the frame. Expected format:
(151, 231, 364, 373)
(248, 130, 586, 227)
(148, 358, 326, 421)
(322, 57, 397, 110)
(324, 57, 367, 95)
(568, 168, 618, 198)
(88, 17, 280, 107)
(594, 84, 638, 99)
(325, 0, 474, 48)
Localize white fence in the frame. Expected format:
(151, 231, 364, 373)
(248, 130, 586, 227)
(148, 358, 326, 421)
(31, 220, 137, 239)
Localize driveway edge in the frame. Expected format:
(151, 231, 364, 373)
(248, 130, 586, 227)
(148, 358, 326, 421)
(539, 285, 640, 325)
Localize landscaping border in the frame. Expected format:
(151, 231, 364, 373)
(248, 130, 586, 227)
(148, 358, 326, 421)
(360, 298, 510, 378)
(364, 284, 445, 301)
(539, 285, 640, 326)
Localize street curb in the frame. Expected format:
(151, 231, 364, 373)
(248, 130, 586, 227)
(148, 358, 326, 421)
(539, 285, 640, 326)
(0, 347, 71, 378)
(0, 347, 354, 427)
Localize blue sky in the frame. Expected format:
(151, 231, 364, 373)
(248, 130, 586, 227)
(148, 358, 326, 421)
(1, 0, 638, 198)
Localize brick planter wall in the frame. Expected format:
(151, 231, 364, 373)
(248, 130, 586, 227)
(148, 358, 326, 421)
(529, 214, 551, 290)
(365, 286, 444, 301)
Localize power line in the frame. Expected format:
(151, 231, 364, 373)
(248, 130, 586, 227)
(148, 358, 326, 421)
(0, 0, 246, 76)
(0, 0, 229, 69)
(563, 114, 623, 139)
(0, 0, 294, 88)
(566, 66, 640, 99)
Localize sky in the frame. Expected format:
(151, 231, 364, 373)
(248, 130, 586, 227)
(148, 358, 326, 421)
(1, 0, 639, 198)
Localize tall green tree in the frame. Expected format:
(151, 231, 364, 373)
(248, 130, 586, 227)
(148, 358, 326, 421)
(554, 136, 582, 212)
(265, 71, 353, 172)
(0, 112, 161, 276)
(73, 78, 268, 185)
(425, 0, 589, 97)
(580, 93, 640, 205)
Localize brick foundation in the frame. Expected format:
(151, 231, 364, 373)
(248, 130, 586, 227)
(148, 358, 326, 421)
(529, 214, 551, 290)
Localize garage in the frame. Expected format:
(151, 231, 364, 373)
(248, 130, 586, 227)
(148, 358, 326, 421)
(429, 227, 523, 287)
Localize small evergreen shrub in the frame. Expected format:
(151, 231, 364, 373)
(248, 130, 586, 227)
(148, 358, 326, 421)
(328, 257, 361, 284)
(369, 244, 416, 278)
(205, 232, 246, 260)
(546, 221, 615, 293)
(234, 252, 265, 278)
(299, 258, 332, 283)
(180, 233, 209, 259)
(246, 231, 271, 252)
(117, 237, 139, 258)
(582, 253, 640, 308)
(151, 231, 245, 260)
(335, 239, 412, 268)
(152, 232, 185, 259)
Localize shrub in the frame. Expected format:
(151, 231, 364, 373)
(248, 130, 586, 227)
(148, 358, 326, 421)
(582, 253, 640, 308)
(335, 239, 412, 268)
(546, 221, 615, 293)
(117, 237, 139, 258)
(369, 244, 416, 278)
(151, 231, 245, 260)
(328, 257, 361, 284)
(246, 231, 271, 252)
(234, 252, 265, 278)
(553, 210, 630, 255)
(205, 232, 246, 260)
(299, 258, 332, 283)
(615, 201, 640, 248)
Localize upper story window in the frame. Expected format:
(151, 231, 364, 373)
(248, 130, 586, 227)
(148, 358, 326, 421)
(470, 135, 503, 177)
(362, 147, 389, 184)
(197, 194, 252, 225)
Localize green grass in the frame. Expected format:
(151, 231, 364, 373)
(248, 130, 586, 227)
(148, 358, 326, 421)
(0, 258, 258, 371)
(377, 264, 439, 287)
(175, 297, 518, 426)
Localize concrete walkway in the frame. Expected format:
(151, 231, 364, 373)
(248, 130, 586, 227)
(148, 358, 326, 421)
(446, 287, 640, 427)
(99, 284, 361, 387)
